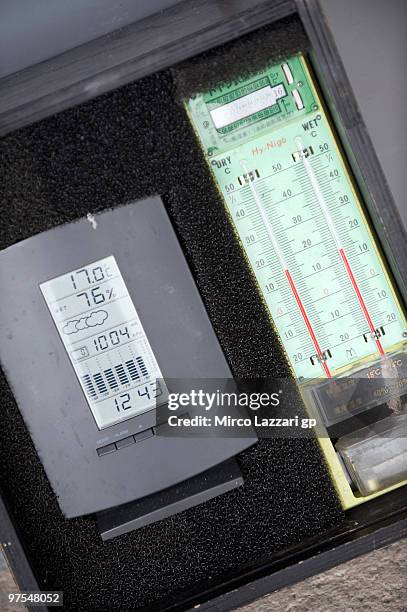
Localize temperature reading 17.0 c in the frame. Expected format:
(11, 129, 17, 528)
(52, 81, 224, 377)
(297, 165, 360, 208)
(70, 261, 113, 289)
(40, 255, 168, 429)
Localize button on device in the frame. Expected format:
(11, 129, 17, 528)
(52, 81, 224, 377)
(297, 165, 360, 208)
(153, 421, 172, 435)
(115, 436, 135, 450)
(97, 443, 116, 457)
(153, 413, 189, 435)
(133, 429, 154, 443)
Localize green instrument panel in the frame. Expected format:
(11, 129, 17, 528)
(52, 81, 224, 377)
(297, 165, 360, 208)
(186, 55, 406, 380)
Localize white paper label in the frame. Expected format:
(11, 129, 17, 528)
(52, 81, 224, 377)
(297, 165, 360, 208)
(209, 84, 286, 129)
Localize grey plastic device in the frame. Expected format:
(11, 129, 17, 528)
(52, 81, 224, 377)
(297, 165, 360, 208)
(0, 197, 257, 519)
(97, 457, 244, 540)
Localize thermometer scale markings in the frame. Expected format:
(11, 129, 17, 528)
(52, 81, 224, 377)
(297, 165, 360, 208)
(296, 137, 385, 356)
(238, 189, 327, 366)
(240, 159, 332, 377)
(241, 143, 392, 377)
(238, 164, 336, 367)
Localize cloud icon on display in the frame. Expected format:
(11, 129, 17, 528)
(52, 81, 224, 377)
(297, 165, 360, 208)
(62, 310, 108, 335)
(86, 310, 108, 327)
(75, 317, 89, 331)
(63, 320, 80, 335)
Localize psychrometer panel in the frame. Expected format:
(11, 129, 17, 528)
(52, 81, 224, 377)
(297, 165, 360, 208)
(186, 55, 406, 381)
(186, 54, 407, 504)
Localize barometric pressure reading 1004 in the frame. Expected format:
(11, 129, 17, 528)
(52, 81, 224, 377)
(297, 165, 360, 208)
(40, 255, 168, 429)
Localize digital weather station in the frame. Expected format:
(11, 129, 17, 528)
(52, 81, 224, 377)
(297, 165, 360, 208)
(40, 255, 168, 431)
(186, 53, 407, 507)
(0, 199, 256, 538)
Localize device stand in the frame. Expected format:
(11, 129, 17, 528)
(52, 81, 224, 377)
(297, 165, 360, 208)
(97, 458, 244, 540)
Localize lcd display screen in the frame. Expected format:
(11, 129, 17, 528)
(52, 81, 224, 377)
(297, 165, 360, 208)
(40, 255, 167, 429)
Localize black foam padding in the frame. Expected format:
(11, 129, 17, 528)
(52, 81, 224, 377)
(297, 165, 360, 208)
(174, 15, 310, 100)
(0, 15, 343, 611)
